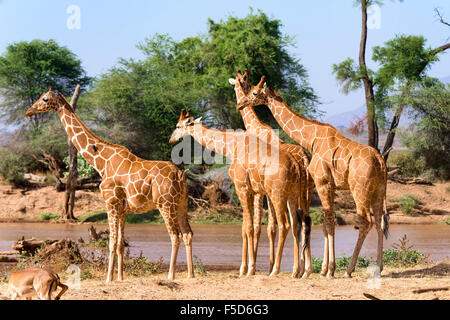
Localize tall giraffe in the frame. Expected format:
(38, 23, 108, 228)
(170, 110, 310, 277)
(25, 89, 194, 282)
(229, 70, 313, 277)
(237, 77, 389, 278)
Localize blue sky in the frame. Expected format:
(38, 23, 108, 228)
(0, 0, 449, 118)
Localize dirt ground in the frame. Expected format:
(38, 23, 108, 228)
(1, 179, 448, 224)
(0, 262, 448, 300)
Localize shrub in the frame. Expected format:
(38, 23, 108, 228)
(309, 208, 323, 225)
(39, 212, 60, 221)
(0, 149, 28, 187)
(397, 194, 418, 215)
(383, 234, 427, 267)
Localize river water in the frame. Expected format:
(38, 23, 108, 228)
(0, 223, 448, 271)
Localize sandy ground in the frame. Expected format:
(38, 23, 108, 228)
(0, 262, 449, 300)
(0, 180, 449, 224)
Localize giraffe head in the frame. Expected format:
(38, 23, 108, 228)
(169, 110, 202, 144)
(25, 88, 72, 117)
(236, 76, 276, 111)
(228, 70, 252, 105)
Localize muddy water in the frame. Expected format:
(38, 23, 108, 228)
(0, 223, 449, 272)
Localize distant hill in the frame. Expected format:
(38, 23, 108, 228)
(324, 75, 450, 130)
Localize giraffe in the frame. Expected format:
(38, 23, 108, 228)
(170, 110, 310, 277)
(229, 70, 314, 277)
(25, 89, 194, 282)
(237, 76, 389, 278)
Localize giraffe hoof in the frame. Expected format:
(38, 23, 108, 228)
(344, 272, 352, 279)
(302, 271, 312, 279)
(326, 273, 334, 279)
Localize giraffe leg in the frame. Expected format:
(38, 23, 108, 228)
(270, 199, 290, 277)
(161, 205, 181, 281)
(266, 197, 277, 274)
(287, 198, 301, 278)
(106, 211, 119, 283)
(316, 181, 336, 278)
(235, 186, 255, 277)
(116, 214, 126, 281)
(178, 213, 194, 279)
(371, 187, 385, 273)
(252, 194, 264, 266)
(345, 204, 372, 277)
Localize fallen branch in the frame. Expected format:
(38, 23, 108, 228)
(413, 287, 449, 294)
(0, 251, 20, 255)
(12, 238, 59, 255)
(188, 195, 209, 208)
(363, 292, 380, 300)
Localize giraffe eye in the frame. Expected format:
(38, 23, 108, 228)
(43, 97, 48, 103)
(252, 91, 258, 96)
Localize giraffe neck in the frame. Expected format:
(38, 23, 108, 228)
(240, 107, 282, 145)
(188, 124, 238, 160)
(266, 94, 333, 154)
(57, 104, 110, 175)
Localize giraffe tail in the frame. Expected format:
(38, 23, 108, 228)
(296, 209, 311, 256)
(381, 196, 390, 239)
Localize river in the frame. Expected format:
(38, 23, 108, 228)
(0, 223, 448, 271)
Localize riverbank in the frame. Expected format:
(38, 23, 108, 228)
(0, 180, 449, 225)
(0, 261, 449, 300)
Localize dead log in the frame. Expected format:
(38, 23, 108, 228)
(12, 238, 58, 255)
(413, 287, 449, 294)
(0, 256, 18, 263)
(0, 251, 20, 255)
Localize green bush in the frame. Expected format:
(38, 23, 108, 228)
(309, 208, 323, 225)
(397, 194, 418, 215)
(39, 212, 60, 221)
(63, 153, 96, 179)
(0, 149, 28, 187)
(388, 151, 426, 178)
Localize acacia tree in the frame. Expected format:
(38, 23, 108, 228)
(83, 10, 320, 161)
(0, 39, 91, 220)
(0, 39, 91, 128)
(333, 3, 449, 160)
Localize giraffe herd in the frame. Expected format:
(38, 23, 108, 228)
(23, 69, 388, 285)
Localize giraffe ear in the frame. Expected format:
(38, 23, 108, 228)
(194, 117, 202, 124)
(263, 82, 268, 88)
(228, 78, 236, 85)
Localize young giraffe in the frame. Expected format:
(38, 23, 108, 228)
(229, 70, 313, 277)
(170, 110, 309, 277)
(237, 77, 389, 278)
(25, 89, 194, 282)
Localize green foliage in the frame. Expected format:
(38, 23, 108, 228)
(0, 39, 91, 127)
(82, 9, 319, 160)
(193, 255, 206, 275)
(383, 234, 427, 267)
(39, 212, 60, 221)
(0, 149, 28, 187)
(309, 208, 323, 225)
(123, 250, 162, 276)
(63, 153, 96, 179)
(397, 194, 418, 215)
(439, 217, 450, 225)
(311, 255, 371, 273)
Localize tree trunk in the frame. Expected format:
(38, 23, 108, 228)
(382, 105, 404, 162)
(359, 0, 379, 151)
(63, 84, 81, 221)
